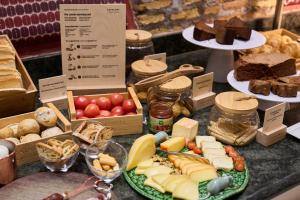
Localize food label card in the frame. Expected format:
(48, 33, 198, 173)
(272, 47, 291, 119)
(60, 4, 126, 90)
(144, 53, 167, 63)
(39, 75, 67, 101)
(192, 72, 214, 98)
(263, 103, 286, 133)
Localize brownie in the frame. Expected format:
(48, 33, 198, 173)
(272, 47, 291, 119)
(214, 20, 235, 45)
(226, 17, 251, 41)
(193, 21, 216, 41)
(278, 76, 300, 91)
(234, 53, 296, 81)
(249, 80, 271, 96)
(271, 81, 298, 97)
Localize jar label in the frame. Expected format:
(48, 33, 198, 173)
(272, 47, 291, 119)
(149, 116, 173, 133)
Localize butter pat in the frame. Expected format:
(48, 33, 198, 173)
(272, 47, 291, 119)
(172, 118, 199, 140)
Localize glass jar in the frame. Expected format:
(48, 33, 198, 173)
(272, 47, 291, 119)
(126, 30, 154, 76)
(208, 92, 260, 146)
(149, 102, 173, 133)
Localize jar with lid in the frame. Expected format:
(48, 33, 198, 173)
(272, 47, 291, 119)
(208, 92, 260, 146)
(149, 102, 173, 133)
(126, 30, 154, 76)
(131, 59, 167, 82)
(147, 76, 193, 118)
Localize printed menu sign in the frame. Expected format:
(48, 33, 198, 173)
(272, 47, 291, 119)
(263, 103, 286, 133)
(39, 75, 67, 101)
(144, 53, 167, 63)
(60, 4, 126, 90)
(192, 72, 214, 98)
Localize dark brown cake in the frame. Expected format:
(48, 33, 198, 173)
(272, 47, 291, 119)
(226, 17, 251, 41)
(214, 20, 235, 45)
(193, 21, 216, 41)
(278, 76, 300, 91)
(271, 81, 298, 97)
(234, 53, 296, 81)
(249, 80, 271, 96)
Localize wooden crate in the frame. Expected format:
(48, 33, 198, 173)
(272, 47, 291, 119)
(0, 103, 72, 166)
(0, 35, 37, 118)
(67, 87, 143, 136)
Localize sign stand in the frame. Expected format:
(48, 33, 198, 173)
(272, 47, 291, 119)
(191, 72, 215, 111)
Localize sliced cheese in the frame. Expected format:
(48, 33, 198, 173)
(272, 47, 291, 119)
(212, 157, 234, 171)
(144, 166, 173, 178)
(163, 175, 189, 193)
(135, 168, 146, 175)
(179, 159, 196, 169)
(144, 177, 165, 193)
(184, 150, 197, 155)
(127, 134, 156, 171)
(172, 117, 199, 140)
(201, 141, 223, 149)
(152, 174, 170, 186)
(190, 168, 218, 183)
(186, 164, 215, 176)
(160, 137, 185, 152)
(137, 159, 153, 169)
(203, 148, 226, 157)
(173, 179, 199, 200)
(196, 136, 216, 148)
(205, 154, 227, 164)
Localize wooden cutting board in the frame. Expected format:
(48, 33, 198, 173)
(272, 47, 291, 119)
(0, 172, 117, 200)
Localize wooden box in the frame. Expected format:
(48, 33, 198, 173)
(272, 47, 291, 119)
(0, 35, 37, 118)
(67, 87, 143, 136)
(0, 103, 72, 166)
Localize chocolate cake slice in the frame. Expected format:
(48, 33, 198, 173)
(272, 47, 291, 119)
(278, 76, 300, 91)
(249, 80, 271, 96)
(226, 17, 251, 41)
(271, 80, 298, 97)
(234, 53, 296, 81)
(214, 20, 235, 45)
(193, 21, 216, 41)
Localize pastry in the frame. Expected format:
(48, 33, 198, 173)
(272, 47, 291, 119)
(0, 74, 23, 89)
(5, 137, 20, 145)
(214, 20, 235, 45)
(17, 119, 40, 137)
(193, 21, 216, 41)
(0, 127, 14, 139)
(137, 14, 165, 26)
(137, 0, 171, 11)
(234, 53, 296, 81)
(6, 123, 19, 137)
(278, 76, 300, 90)
(170, 8, 200, 21)
(271, 81, 298, 97)
(249, 80, 271, 96)
(20, 133, 41, 143)
(34, 107, 58, 127)
(36, 142, 62, 162)
(41, 126, 64, 138)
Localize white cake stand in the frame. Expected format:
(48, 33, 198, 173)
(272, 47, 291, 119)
(182, 26, 266, 82)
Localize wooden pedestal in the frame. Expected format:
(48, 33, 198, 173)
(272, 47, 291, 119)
(256, 125, 287, 147)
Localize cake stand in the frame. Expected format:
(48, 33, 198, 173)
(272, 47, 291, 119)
(182, 26, 266, 82)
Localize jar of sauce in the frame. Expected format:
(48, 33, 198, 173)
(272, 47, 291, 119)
(149, 102, 173, 133)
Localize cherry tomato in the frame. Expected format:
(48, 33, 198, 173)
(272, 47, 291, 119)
(98, 110, 111, 117)
(225, 145, 235, 154)
(234, 160, 245, 171)
(84, 104, 100, 118)
(90, 98, 97, 104)
(76, 109, 84, 119)
(232, 156, 245, 162)
(111, 106, 124, 116)
(193, 147, 202, 154)
(187, 142, 196, 150)
(229, 150, 239, 158)
(122, 99, 136, 113)
(110, 93, 124, 106)
(96, 97, 112, 110)
(74, 96, 89, 109)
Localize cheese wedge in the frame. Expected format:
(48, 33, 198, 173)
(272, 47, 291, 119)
(179, 159, 197, 169)
(201, 141, 223, 149)
(190, 168, 218, 183)
(181, 163, 210, 175)
(152, 174, 170, 185)
(163, 175, 189, 193)
(212, 157, 234, 171)
(144, 177, 165, 193)
(137, 159, 153, 169)
(172, 117, 199, 140)
(203, 148, 226, 157)
(186, 164, 215, 176)
(196, 136, 216, 148)
(135, 168, 146, 175)
(160, 137, 185, 152)
(168, 154, 179, 162)
(144, 166, 173, 178)
(127, 134, 156, 170)
(173, 179, 199, 200)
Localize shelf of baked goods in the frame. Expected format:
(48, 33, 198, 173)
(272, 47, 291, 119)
(0, 103, 71, 166)
(67, 87, 143, 136)
(0, 35, 37, 118)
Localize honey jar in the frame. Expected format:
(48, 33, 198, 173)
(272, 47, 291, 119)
(149, 102, 173, 133)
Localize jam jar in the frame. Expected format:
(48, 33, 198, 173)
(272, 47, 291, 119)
(126, 30, 154, 76)
(208, 91, 260, 146)
(147, 76, 193, 118)
(149, 102, 173, 133)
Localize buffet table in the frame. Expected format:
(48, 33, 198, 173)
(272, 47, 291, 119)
(16, 50, 300, 200)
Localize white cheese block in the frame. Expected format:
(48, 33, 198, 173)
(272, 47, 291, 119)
(203, 148, 226, 157)
(201, 141, 223, 149)
(205, 154, 227, 164)
(196, 136, 216, 148)
(172, 117, 199, 140)
(212, 157, 234, 171)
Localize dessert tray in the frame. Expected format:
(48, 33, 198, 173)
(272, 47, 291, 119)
(182, 26, 266, 51)
(227, 70, 300, 103)
(124, 149, 249, 200)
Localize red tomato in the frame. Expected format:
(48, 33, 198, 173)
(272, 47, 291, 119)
(90, 98, 97, 104)
(187, 142, 196, 150)
(234, 160, 245, 171)
(122, 99, 136, 113)
(74, 96, 89, 109)
(111, 106, 124, 116)
(232, 156, 245, 162)
(110, 93, 124, 106)
(84, 104, 100, 118)
(193, 147, 202, 154)
(76, 109, 84, 119)
(96, 97, 112, 110)
(98, 110, 112, 117)
(229, 150, 239, 158)
(126, 112, 136, 115)
(225, 145, 235, 154)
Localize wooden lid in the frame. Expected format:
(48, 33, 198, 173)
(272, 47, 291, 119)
(215, 92, 258, 114)
(159, 76, 192, 93)
(126, 29, 152, 43)
(131, 59, 167, 76)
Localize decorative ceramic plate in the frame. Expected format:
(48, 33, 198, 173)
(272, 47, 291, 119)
(123, 150, 249, 200)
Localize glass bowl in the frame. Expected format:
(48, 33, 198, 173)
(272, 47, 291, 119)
(85, 140, 128, 183)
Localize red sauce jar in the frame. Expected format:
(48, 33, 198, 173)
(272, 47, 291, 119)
(149, 102, 173, 133)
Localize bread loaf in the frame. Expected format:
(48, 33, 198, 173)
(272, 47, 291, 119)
(17, 119, 40, 137)
(34, 107, 58, 127)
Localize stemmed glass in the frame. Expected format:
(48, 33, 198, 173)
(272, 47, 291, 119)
(85, 140, 128, 199)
